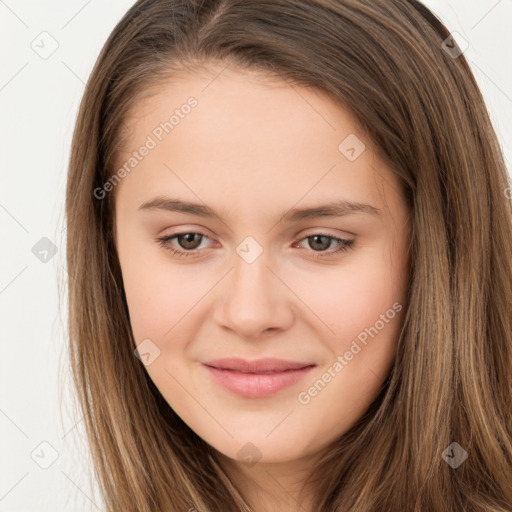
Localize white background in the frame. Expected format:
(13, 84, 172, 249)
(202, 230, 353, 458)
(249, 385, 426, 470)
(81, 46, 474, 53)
(1, 1, 511, 510)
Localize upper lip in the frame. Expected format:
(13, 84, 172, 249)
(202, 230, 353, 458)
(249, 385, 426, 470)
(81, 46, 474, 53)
(202, 358, 316, 373)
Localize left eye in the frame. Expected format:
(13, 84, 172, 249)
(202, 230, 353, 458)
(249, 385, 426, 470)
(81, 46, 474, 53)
(156, 232, 213, 257)
(156, 232, 355, 259)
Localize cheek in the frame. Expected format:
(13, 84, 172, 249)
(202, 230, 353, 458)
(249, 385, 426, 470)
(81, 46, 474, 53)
(122, 265, 210, 345)
(294, 264, 404, 433)
(298, 251, 404, 343)
(117, 233, 203, 344)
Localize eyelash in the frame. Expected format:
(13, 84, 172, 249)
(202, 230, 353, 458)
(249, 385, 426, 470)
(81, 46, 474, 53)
(156, 232, 355, 260)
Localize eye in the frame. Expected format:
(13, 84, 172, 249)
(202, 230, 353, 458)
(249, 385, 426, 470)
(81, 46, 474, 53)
(156, 231, 355, 259)
(156, 232, 213, 258)
(292, 233, 355, 259)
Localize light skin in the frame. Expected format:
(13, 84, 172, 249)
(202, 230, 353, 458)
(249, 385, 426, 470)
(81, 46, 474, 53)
(113, 64, 411, 512)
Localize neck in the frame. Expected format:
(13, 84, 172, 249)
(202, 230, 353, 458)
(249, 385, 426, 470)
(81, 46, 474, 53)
(217, 451, 320, 512)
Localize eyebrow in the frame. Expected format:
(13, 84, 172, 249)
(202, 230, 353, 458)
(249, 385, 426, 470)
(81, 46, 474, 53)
(138, 196, 382, 222)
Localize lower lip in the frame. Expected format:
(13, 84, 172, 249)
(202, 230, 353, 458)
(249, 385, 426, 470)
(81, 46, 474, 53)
(203, 364, 315, 398)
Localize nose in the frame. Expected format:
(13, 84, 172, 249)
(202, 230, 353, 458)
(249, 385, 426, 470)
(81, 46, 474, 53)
(212, 251, 295, 340)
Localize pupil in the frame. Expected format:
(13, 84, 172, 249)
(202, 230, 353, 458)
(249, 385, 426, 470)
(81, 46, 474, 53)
(179, 233, 201, 249)
(310, 235, 330, 251)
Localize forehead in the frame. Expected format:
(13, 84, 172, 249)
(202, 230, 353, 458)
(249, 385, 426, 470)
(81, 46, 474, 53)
(113, 65, 401, 220)
(120, 63, 368, 159)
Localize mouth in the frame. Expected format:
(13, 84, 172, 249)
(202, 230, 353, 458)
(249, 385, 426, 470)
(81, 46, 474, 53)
(202, 358, 316, 398)
(203, 357, 315, 373)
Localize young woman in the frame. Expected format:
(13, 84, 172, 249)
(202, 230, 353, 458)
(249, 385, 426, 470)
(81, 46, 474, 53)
(65, 1, 512, 510)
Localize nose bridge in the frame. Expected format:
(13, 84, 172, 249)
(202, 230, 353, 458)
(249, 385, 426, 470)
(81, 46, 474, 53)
(213, 240, 294, 337)
(230, 244, 274, 312)
(230, 234, 272, 296)
(232, 247, 268, 295)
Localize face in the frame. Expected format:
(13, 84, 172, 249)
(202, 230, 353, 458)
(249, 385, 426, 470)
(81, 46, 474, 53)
(113, 64, 410, 467)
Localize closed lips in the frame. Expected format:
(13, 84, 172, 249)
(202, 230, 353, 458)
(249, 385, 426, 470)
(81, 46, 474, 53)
(208, 367, 313, 374)
(203, 358, 316, 398)
(202, 358, 316, 373)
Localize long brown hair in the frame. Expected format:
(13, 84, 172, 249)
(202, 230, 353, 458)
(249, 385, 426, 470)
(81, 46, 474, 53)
(65, 1, 512, 510)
